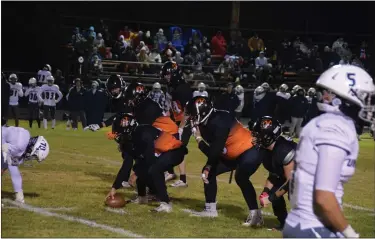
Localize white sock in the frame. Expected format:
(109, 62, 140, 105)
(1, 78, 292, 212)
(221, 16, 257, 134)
(8, 165, 23, 193)
(52, 119, 56, 128)
(43, 119, 47, 129)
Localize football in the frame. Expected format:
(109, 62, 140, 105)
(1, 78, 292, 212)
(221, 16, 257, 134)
(105, 194, 126, 208)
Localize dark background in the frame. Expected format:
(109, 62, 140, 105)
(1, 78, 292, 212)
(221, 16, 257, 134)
(2, 1, 374, 72)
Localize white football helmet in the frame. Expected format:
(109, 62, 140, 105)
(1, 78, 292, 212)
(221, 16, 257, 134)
(152, 82, 161, 91)
(254, 86, 266, 101)
(279, 83, 288, 92)
(9, 73, 18, 84)
(307, 87, 316, 96)
(198, 82, 206, 91)
(29, 77, 37, 86)
(261, 82, 270, 92)
(316, 65, 375, 124)
(28, 136, 50, 163)
(46, 75, 54, 85)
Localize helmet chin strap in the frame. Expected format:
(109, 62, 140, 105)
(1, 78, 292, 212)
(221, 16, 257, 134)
(200, 108, 214, 124)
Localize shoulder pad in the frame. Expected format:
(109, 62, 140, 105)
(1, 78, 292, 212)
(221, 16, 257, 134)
(283, 149, 295, 165)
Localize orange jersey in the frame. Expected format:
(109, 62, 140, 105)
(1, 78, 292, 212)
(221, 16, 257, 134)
(152, 116, 179, 135)
(223, 121, 254, 160)
(154, 131, 182, 155)
(171, 100, 184, 122)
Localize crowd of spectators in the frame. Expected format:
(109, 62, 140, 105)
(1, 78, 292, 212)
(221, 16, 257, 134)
(67, 20, 372, 88)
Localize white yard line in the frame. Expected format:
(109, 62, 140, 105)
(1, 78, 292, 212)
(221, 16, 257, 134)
(105, 207, 128, 215)
(2, 199, 143, 238)
(55, 150, 375, 213)
(343, 203, 375, 213)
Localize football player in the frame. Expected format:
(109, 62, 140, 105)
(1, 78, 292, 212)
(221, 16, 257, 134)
(160, 61, 192, 187)
(106, 110, 186, 213)
(8, 74, 24, 127)
(37, 76, 63, 129)
(193, 82, 208, 98)
(85, 74, 132, 131)
(184, 96, 264, 226)
(283, 65, 375, 238)
(24, 77, 41, 128)
(252, 116, 296, 230)
(275, 83, 291, 130)
(147, 82, 170, 114)
(2, 119, 50, 203)
(37, 64, 52, 85)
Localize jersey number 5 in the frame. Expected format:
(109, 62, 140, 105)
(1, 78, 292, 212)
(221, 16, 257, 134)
(347, 73, 356, 87)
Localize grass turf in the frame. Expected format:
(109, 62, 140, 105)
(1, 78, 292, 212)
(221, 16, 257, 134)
(1, 120, 374, 237)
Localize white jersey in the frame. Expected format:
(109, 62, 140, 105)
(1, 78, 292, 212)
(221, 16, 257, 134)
(25, 86, 41, 103)
(37, 70, 52, 84)
(8, 82, 24, 106)
(286, 111, 359, 230)
(193, 90, 208, 98)
(38, 84, 63, 106)
(234, 85, 245, 112)
(2, 126, 31, 165)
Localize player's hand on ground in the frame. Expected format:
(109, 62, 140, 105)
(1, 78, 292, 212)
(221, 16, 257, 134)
(106, 188, 116, 200)
(259, 192, 271, 207)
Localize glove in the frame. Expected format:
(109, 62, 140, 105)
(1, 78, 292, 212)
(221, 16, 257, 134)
(201, 165, 211, 184)
(178, 128, 184, 141)
(259, 192, 271, 208)
(84, 124, 101, 132)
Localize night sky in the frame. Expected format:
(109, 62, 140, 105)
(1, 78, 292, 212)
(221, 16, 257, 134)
(2, 1, 374, 72)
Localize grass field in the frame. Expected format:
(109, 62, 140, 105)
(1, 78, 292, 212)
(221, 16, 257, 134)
(1, 120, 374, 238)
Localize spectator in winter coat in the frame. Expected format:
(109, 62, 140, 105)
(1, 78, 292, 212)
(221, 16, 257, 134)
(66, 78, 87, 130)
(102, 27, 113, 47)
(118, 26, 131, 40)
(144, 31, 153, 48)
(192, 31, 201, 46)
(172, 28, 182, 42)
(199, 36, 210, 52)
(148, 48, 162, 63)
(288, 88, 308, 138)
(94, 33, 105, 48)
(173, 51, 184, 64)
(188, 46, 202, 63)
(136, 41, 150, 54)
(154, 29, 167, 51)
(248, 33, 264, 55)
(184, 38, 194, 55)
(88, 26, 96, 39)
(118, 35, 128, 51)
(227, 40, 239, 55)
(211, 31, 227, 57)
(161, 42, 177, 58)
(132, 31, 144, 50)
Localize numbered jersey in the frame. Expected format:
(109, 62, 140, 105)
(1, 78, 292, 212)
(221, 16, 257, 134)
(1, 126, 31, 163)
(9, 82, 23, 106)
(25, 87, 40, 103)
(38, 84, 62, 106)
(37, 70, 51, 84)
(286, 112, 359, 229)
(193, 90, 208, 98)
